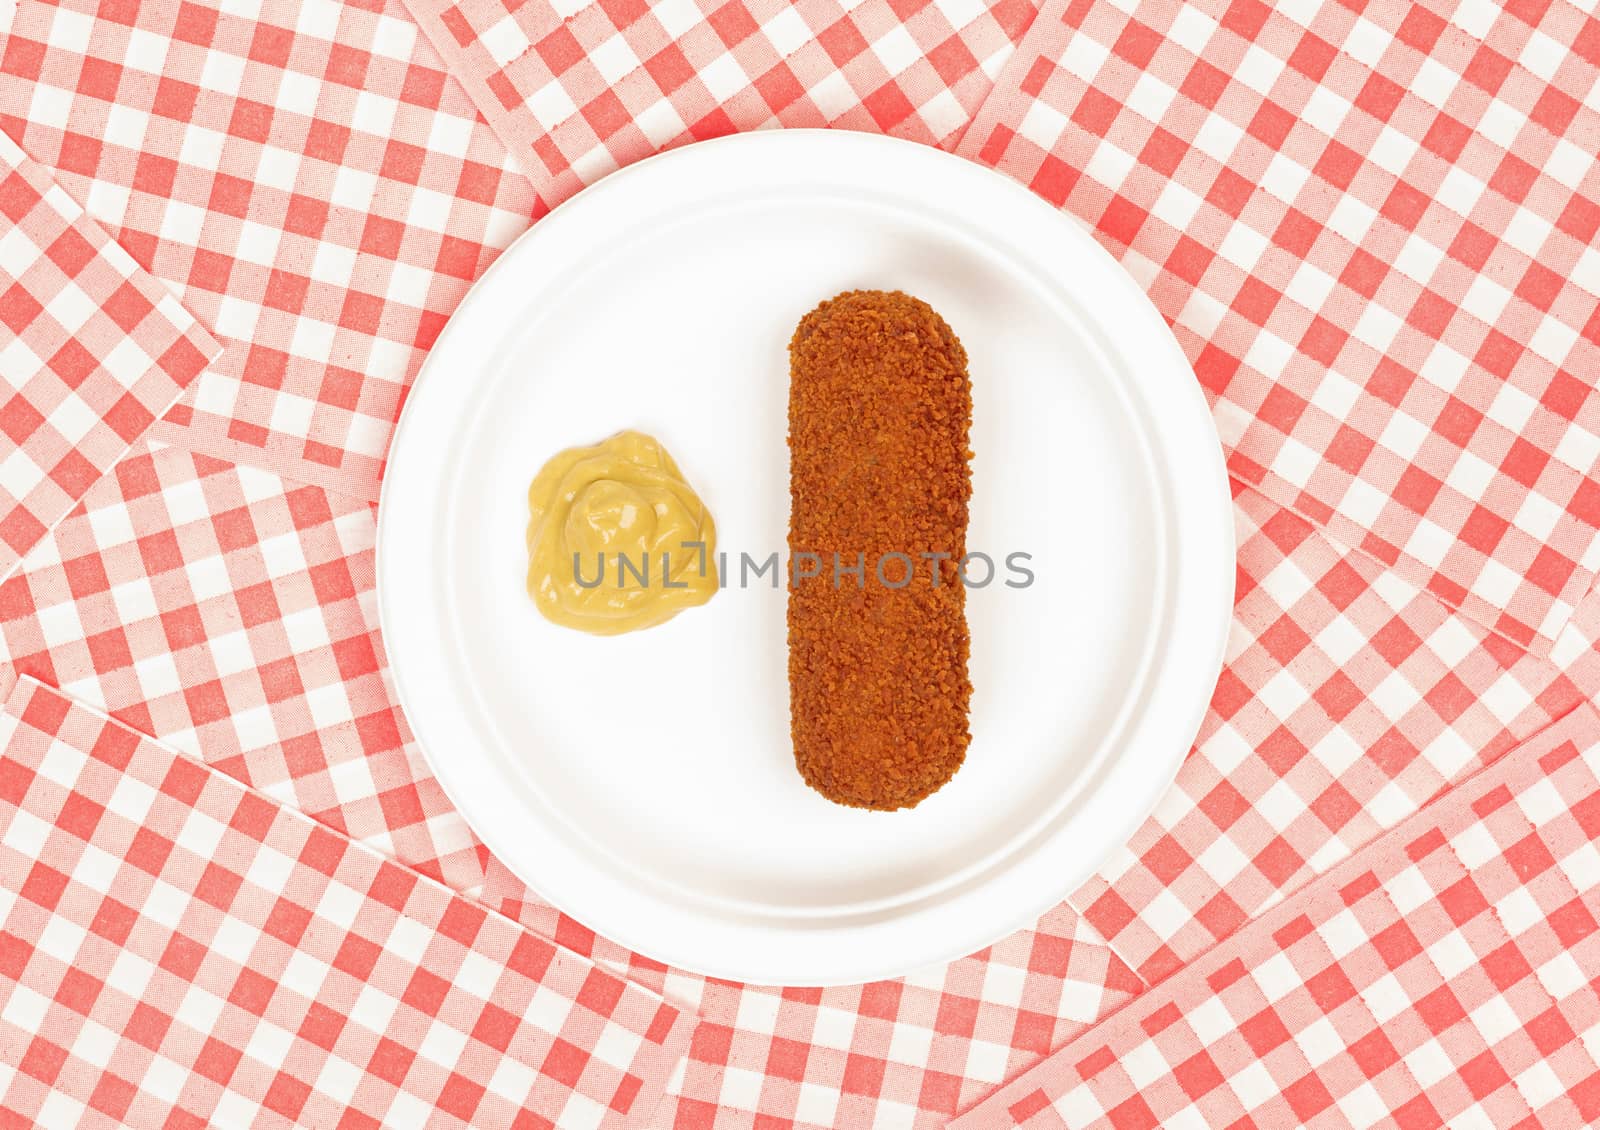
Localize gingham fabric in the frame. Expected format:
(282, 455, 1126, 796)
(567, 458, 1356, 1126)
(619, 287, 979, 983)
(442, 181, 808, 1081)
(1064, 482, 1582, 986)
(0, 435, 1152, 1129)
(4, 0, 1600, 1124)
(0, 0, 539, 503)
(11, 428, 1600, 1126)
(485, 861, 1148, 1128)
(1552, 572, 1600, 701)
(656, 926, 1135, 1130)
(957, 0, 1600, 656)
(951, 702, 1600, 1130)
(0, 128, 217, 581)
(0, 439, 488, 896)
(402, 0, 1038, 199)
(0, 676, 691, 1129)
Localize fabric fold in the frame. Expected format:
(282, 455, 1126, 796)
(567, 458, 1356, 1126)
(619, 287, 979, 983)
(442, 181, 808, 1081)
(952, 702, 1600, 1128)
(956, 0, 1600, 657)
(0, 675, 691, 1128)
(400, 0, 1040, 201)
(0, 0, 539, 503)
(0, 128, 219, 581)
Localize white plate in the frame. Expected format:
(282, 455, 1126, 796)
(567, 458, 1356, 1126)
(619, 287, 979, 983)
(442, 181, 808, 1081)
(377, 130, 1233, 986)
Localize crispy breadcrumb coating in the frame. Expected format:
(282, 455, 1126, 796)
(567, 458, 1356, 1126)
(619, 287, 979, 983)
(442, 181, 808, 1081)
(787, 290, 974, 811)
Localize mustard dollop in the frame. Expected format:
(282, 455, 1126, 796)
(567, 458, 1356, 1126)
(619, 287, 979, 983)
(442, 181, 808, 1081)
(526, 430, 717, 634)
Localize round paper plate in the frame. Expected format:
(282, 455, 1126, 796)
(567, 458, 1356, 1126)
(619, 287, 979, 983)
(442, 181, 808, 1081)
(377, 130, 1234, 986)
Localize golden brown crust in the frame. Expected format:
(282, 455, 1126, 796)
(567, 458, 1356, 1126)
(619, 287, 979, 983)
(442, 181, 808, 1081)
(787, 290, 973, 810)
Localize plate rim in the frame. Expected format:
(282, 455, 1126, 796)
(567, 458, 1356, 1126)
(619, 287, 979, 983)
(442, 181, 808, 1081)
(376, 128, 1235, 986)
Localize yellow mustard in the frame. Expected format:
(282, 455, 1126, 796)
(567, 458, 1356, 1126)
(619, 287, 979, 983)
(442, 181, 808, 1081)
(525, 430, 717, 634)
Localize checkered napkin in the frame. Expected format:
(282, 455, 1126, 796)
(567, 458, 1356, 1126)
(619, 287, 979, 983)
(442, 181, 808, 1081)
(0, 675, 691, 1128)
(6, 0, 1600, 1125)
(0, 0, 539, 503)
(10, 422, 1600, 1126)
(0, 128, 218, 582)
(1065, 483, 1592, 988)
(485, 860, 1148, 1128)
(0, 439, 1156, 1129)
(401, 0, 1038, 199)
(0, 438, 489, 896)
(6, 456, 1599, 1129)
(957, 0, 1600, 657)
(951, 702, 1600, 1129)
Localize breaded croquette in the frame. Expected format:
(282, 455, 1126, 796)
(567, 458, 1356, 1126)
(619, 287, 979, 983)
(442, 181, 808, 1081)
(787, 290, 973, 811)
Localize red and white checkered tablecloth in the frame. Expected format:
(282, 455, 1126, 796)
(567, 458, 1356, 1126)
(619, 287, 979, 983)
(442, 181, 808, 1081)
(0, 676, 691, 1129)
(0, 128, 217, 581)
(945, 0, 1600, 999)
(0, 434, 1152, 1128)
(401, 0, 1038, 199)
(0, 439, 489, 895)
(6, 0, 1600, 1125)
(482, 858, 1149, 1128)
(952, 700, 1600, 1129)
(0, 0, 540, 504)
(4, 426, 1598, 1128)
(1063, 482, 1585, 986)
(957, 0, 1600, 657)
